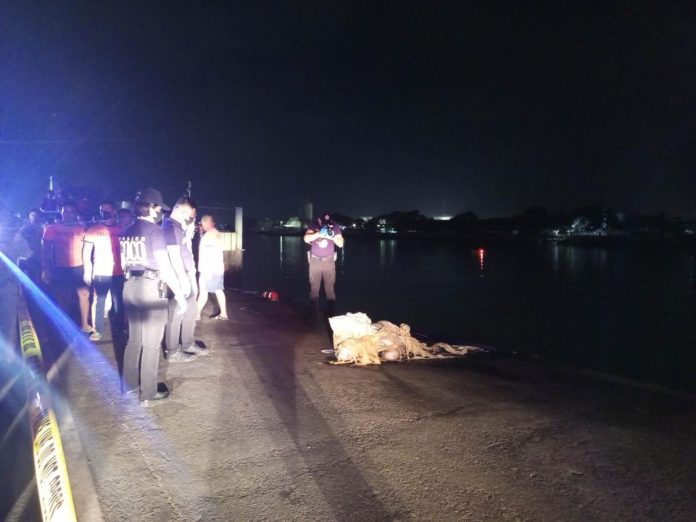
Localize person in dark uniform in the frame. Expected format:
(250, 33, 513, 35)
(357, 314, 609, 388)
(163, 197, 208, 360)
(303, 212, 344, 324)
(120, 188, 189, 407)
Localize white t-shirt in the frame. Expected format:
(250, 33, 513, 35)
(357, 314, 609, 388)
(84, 223, 124, 277)
(198, 229, 224, 274)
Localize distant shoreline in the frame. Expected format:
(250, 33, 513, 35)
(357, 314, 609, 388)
(247, 228, 696, 248)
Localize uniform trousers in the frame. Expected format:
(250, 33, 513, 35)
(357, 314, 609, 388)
(123, 277, 168, 400)
(308, 257, 336, 300)
(165, 271, 197, 350)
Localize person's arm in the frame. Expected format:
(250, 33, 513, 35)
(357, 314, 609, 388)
(82, 232, 95, 285)
(150, 227, 188, 314)
(166, 244, 189, 289)
(333, 232, 344, 248)
(304, 228, 320, 244)
(163, 222, 191, 296)
(154, 250, 186, 295)
(41, 227, 54, 283)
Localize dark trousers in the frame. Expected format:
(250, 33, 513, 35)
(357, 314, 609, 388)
(309, 258, 336, 300)
(165, 272, 197, 350)
(93, 275, 125, 334)
(123, 277, 168, 400)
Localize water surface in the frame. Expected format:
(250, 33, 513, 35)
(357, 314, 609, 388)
(235, 234, 696, 392)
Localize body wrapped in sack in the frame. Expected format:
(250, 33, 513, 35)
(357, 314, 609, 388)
(329, 314, 475, 365)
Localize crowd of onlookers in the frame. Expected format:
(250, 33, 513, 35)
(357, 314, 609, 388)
(15, 201, 135, 341)
(0, 196, 227, 351)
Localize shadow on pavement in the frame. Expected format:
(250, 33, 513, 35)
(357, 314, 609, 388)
(237, 323, 398, 521)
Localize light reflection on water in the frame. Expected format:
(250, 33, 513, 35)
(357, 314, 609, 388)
(240, 235, 696, 392)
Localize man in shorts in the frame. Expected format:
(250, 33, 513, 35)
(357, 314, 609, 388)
(42, 201, 91, 332)
(82, 200, 125, 341)
(196, 214, 228, 320)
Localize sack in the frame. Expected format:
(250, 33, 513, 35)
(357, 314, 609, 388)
(328, 312, 375, 347)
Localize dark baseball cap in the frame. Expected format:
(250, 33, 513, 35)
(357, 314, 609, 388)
(134, 187, 170, 210)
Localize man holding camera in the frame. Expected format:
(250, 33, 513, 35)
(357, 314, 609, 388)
(303, 212, 344, 324)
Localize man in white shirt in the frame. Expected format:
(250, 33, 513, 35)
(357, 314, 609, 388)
(196, 215, 228, 320)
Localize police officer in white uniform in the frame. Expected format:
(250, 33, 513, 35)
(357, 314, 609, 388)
(120, 188, 189, 407)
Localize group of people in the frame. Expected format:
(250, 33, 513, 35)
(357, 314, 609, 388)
(1, 187, 344, 408)
(8, 188, 228, 407)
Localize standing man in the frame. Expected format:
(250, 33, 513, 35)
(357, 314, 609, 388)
(19, 208, 44, 283)
(118, 208, 134, 228)
(196, 214, 228, 320)
(83, 200, 125, 341)
(41, 201, 91, 332)
(163, 197, 207, 359)
(120, 188, 188, 406)
(303, 212, 344, 324)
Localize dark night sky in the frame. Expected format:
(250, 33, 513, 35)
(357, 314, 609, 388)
(1, 1, 695, 218)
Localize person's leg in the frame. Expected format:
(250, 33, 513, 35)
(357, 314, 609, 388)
(307, 259, 322, 324)
(215, 290, 228, 319)
(92, 276, 111, 335)
(180, 289, 197, 348)
(321, 261, 336, 319)
(165, 296, 183, 351)
(196, 281, 209, 318)
(50, 268, 74, 320)
(323, 261, 337, 301)
(77, 286, 91, 331)
(110, 275, 125, 334)
(309, 260, 322, 301)
(122, 280, 143, 392)
(140, 281, 168, 401)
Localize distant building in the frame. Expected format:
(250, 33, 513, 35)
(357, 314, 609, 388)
(301, 201, 313, 221)
(283, 217, 302, 228)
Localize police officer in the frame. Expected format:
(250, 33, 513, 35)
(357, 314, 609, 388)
(163, 196, 208, 360)
(303, 212, 344, 324)
(120, 188, 188, 407)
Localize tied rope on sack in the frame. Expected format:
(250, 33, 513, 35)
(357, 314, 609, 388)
(328, 313, 481, 366)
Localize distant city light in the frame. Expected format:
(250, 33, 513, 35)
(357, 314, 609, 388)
(433, 215, 453, 221)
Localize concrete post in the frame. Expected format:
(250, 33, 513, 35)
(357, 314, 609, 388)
(235, 207, 243, 251)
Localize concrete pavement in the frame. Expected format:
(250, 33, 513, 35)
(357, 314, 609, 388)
(48, 291, 696, 521)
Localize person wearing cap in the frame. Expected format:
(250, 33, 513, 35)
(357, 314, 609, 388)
(120, 188, 189, 407)
(303, 211, 344, 324)
(163, 196, 208, 360)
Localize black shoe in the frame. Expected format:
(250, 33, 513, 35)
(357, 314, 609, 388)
(140, 390, 170, 407)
